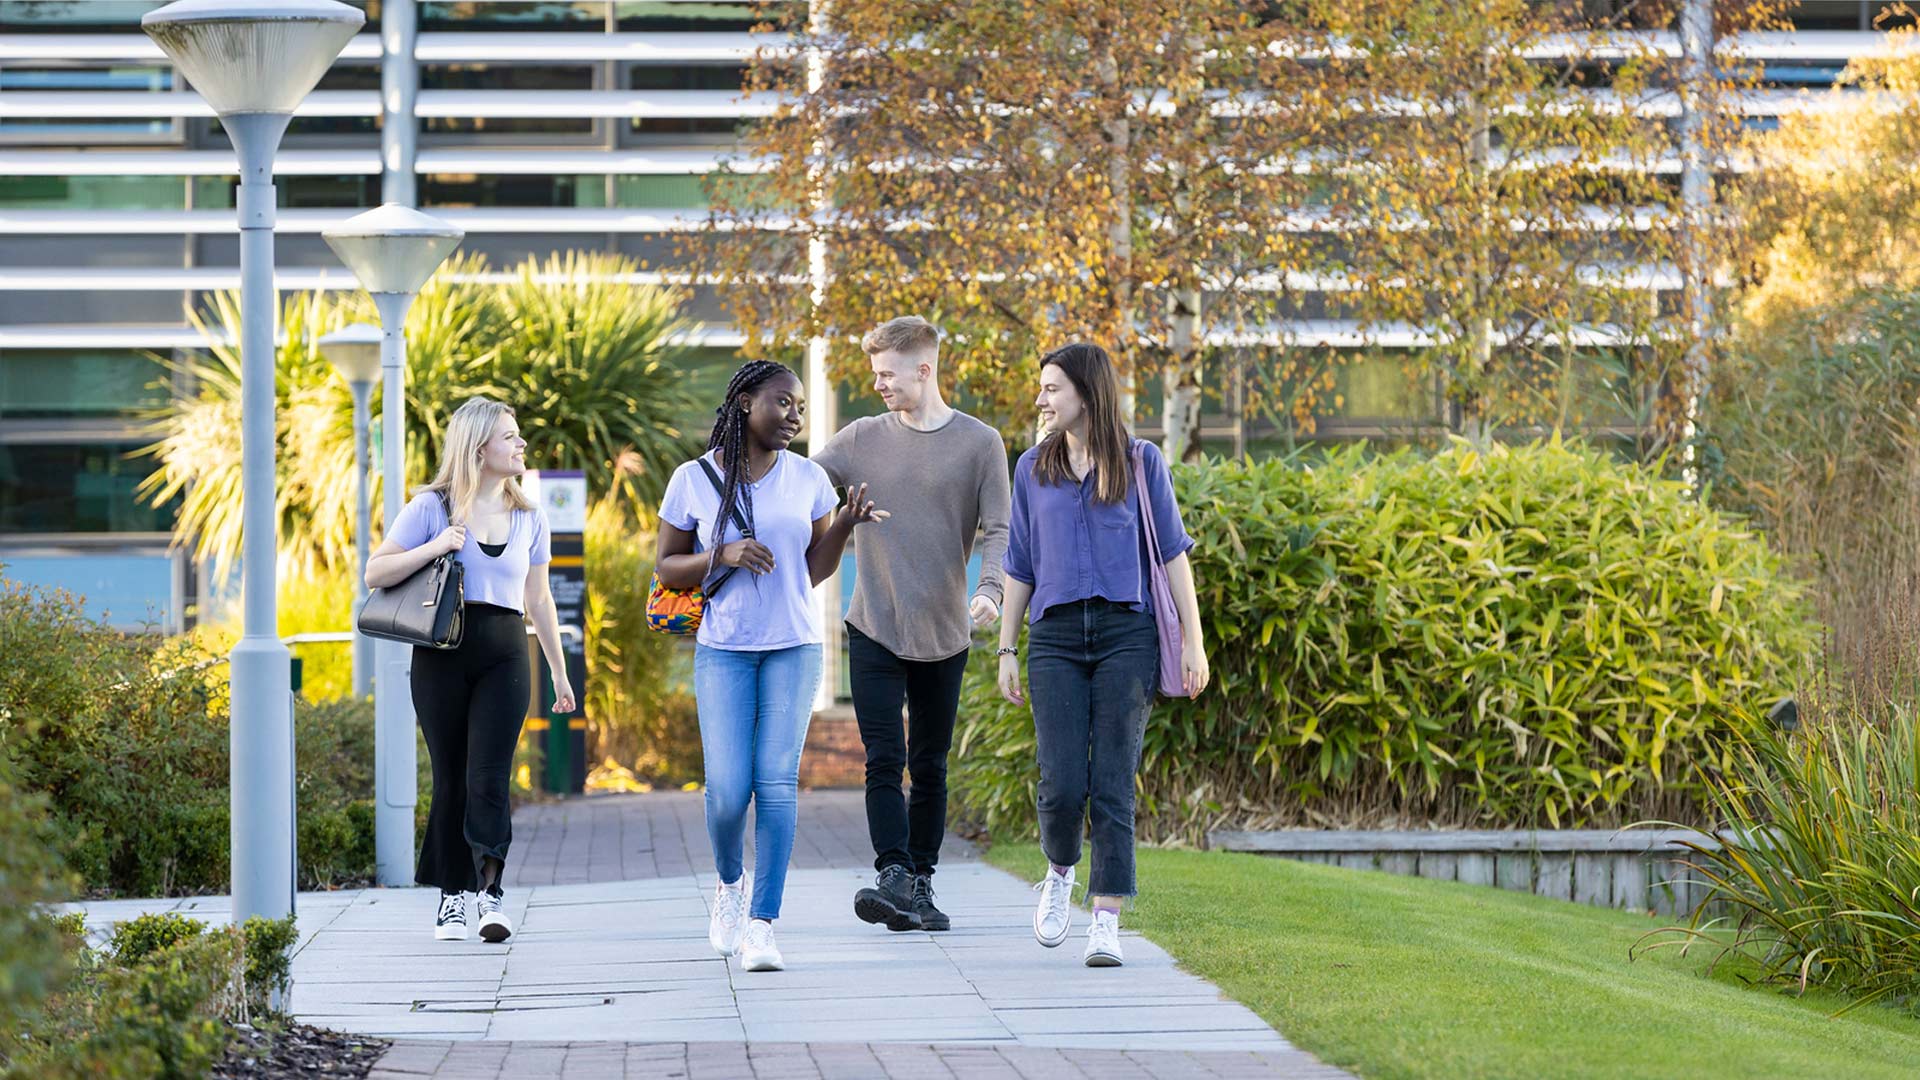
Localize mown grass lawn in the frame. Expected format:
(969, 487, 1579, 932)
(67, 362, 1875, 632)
(983, 843, 1920, 1079)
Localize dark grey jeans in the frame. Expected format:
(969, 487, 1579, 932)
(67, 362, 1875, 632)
(1026, 598, 1159, 898)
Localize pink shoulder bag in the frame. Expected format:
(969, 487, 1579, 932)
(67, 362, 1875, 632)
(1131, 440, 1191, 698)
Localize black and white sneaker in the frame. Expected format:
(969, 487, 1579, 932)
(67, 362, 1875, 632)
(433, 890, 469, 941)
(476, 888, 512, 943)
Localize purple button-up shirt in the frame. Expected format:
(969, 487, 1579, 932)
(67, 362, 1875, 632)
(1004, 438, 1195, 624)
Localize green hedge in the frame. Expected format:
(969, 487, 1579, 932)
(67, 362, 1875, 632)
(4, 911, 299, 1080)
(0, 576, 416, 895)
(953, 439, 1820, 840)
(0, 759, 71, 1073)
(0, 752, 304, 1080)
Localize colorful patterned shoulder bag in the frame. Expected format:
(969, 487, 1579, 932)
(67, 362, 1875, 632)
(647, 458, 749, 635)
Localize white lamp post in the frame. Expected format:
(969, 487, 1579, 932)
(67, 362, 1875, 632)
(317, 322, 381, 701)
(143, 0, 363, 928)
(322, 204, 463, 888)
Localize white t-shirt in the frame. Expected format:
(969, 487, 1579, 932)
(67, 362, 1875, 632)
(658, 449, 839, 651)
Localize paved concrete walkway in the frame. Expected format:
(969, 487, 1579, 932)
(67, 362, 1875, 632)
(504, 791, 976, 888)
(69, 792, 1348, 1079)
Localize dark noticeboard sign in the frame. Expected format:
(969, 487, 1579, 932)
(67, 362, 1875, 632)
(524, 470, 589, 794)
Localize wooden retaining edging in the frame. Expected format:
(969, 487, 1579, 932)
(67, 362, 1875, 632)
(1206, 829, 1726, 917)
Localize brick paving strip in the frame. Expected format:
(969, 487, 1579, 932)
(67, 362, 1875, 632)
(369, 1040, 1348, 1079)
(68, 792, 1351, 1079)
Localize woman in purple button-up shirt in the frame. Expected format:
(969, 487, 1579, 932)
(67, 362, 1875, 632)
(994, 343, 1212, 969)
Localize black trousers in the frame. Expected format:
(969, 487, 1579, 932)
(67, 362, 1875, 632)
(846, 624, 970, 877)
(411, 603, 530, 893)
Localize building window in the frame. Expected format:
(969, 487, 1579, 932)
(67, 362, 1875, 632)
(0, 175, 188, 210)
(0, 65, 177, 141)
(421, 172, 607, 207)
(420, 2, 604, 32)
(614, 2, 797, 32)
(1787, 2, 1917, 30)
(630, 63, 748, 92)
(627, 63, 746, 137)
(423, 63, 596, 136)
(0, 1, 377, 31)
(613, 174, 711, 207)
(0, 441, 175, 534)
(191, 174, 378, 209)
(1246, 348, 1440, 431)
(0, 1, 168, 31)
(0, 350, 167, 418)
(1760, 62, 1847, 89)
(0, 552, 179, 631)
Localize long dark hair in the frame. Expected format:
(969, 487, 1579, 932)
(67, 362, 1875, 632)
(706, 359, 794, 550)
(1034, 343, 1131, 503)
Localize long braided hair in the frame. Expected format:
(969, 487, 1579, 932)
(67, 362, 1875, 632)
(706, 360, 795, 553)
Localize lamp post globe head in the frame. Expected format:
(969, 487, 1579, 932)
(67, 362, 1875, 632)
(322, 204, 466, 297)
(142, 0, 364, 117)
(318, 322, 383, 386)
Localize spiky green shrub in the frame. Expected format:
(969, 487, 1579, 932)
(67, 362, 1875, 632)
(1639, 670, 1920, 1013)
(138, 252, 700, 581)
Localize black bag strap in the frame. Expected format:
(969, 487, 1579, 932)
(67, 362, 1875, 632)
(695, 455, 752, 597)
(697, 456, 752, 537)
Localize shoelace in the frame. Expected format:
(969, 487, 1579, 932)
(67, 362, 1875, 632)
(1032, 873, 1075, 922)
(478, 891, 502, 914)
(746, 922, 775, 948)
(438, 894, 464, 922)
(1031, 873, 1078, 898)
(913, 878, 935, 906)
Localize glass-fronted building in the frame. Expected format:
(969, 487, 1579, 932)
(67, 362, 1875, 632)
(0, 0, 1905, 628)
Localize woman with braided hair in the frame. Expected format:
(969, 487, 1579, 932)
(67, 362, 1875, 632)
(655, 360, 887, 971)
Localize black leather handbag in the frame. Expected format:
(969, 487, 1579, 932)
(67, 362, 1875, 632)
(358, 492, 466, 649)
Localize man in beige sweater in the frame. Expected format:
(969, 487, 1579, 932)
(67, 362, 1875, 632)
(811, 316, 1010, 933)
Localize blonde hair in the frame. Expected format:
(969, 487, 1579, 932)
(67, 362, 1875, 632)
(861, 315, 940, 361)
(420, 396, 535, 522)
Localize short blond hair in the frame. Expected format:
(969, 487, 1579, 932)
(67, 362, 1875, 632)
(861, 315, 940, 360)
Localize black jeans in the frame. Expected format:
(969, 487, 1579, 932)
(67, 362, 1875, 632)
(1026, 599, 1158, 898)
(846, 624, 969, 877)
(411, 603, 530, 893)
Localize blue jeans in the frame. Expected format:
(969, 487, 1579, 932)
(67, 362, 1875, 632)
(1026, 600, 1158, 898)
(694, 643, 822, 921)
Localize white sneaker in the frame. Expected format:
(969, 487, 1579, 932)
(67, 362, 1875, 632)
(1084, 909, 1124, 967)
(739, 919, 784, 972)
(708, 875, 751, 956)
(476, 889, 512, 943)
(1032, 865, 1075, 948)
(433, 890, 469, 941)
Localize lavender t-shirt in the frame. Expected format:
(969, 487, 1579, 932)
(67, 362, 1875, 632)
(387, 489, 551, 613)
(658, 449, 839, 652)
(1004, 438, 1194, 624)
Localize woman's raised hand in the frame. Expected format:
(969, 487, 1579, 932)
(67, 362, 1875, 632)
(434, 523, 468, 555)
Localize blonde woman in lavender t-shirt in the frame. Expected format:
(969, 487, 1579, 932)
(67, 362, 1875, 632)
(365, 397, 575, 945)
